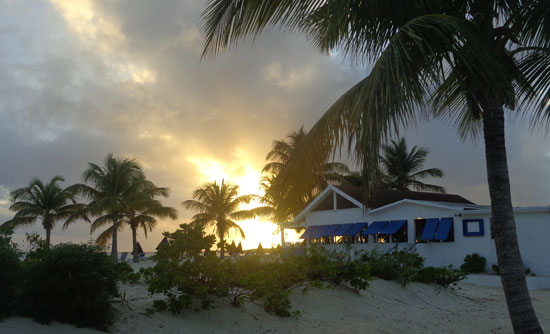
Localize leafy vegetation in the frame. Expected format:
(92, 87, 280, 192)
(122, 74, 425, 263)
(364, 250, 424, 287)
(145, 225, 371, 317)
(20, 243, 118, 330)
(461, 253, 487, 274)
(0, 227, 22, 318)
(415, 267, 465, 288)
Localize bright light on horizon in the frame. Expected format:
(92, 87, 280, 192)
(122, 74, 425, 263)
(186, 151, 300, 250)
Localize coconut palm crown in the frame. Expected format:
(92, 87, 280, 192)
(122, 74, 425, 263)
(380, 138, 445, 193)
(201, 1, 549, 332)
(2, 176, 84, 247)
(182, 179, 256, 258)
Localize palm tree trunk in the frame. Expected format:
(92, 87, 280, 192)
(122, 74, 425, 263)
(111, 216, 119, 261)
(482, 103, 542, 333)
(45, 227, 51, 248)
(131, 225, 139, 263)
(280, 227, 285, 247)
(220, 237, 225, 259)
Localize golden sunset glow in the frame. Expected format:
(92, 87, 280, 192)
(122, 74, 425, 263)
(187, 151, 300, 250)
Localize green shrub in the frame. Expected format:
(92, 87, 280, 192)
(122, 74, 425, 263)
(146, 224, 223, 314)
(114, 262, 141, 283)
(392, 250, 424, 287)
(21, 243, 118, 330)
(365, 250, 423, 287)
(0, 226, 22, 318)
(363, 251, 398, 281)
(146, 226, 371, 317)
(461, 253, 486, 273)
(415, 266, 465, 287)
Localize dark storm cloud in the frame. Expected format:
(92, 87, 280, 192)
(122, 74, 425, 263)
(0, 0, 548, 249)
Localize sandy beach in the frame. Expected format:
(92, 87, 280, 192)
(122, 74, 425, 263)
(1, 260, 549, 334)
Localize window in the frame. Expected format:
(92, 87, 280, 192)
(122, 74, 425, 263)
(463, 219, 484, 236)
(415, 219, 427, 243)
(375, 234, 390, 243)
(435, 217, 454, 242)
(392, 223, 408, 243)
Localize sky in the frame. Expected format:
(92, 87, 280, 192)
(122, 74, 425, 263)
(1, 0, 549, 252)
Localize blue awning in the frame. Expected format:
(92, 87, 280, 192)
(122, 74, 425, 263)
(310, 224, 339, 238)
(379, 220, 407, 234)
(299, 225, 318, 239)
(331, 223, 354, 236)
(308, 225, 326, 239)
(421, 218, 439, 241)
(321, 224, 341, 237)
(435, 217, 453, 240)
(341, 222, 368, 236)
(363, 221, 389, 235)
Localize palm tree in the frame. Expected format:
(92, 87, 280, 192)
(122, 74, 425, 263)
(380, 138, 445, 193)
(201, 1, 549, 331)
(262, 127, 349, 220)
(93, 182, 178, 263)
(70, 153, 146, 261)
(182, 179, 256, 259)
(2, 176, 83, 247)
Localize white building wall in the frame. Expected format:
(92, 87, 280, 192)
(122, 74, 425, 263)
(304, 202, 550, 276)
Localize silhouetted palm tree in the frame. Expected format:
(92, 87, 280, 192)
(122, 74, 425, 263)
(71, 153, 146, 261)
(380, 138, 445, 193)
(182, 179, 256, 259)
(93, 182, 178, 262)
(260, 127, 349, 224)
(202, 1, 549, 330)
(2, 176, 83, 247)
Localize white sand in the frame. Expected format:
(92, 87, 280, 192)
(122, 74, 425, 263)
(1, 262, 549, 333)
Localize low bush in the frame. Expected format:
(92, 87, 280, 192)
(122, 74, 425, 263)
(146, 225, 371, 317)
(415, 266, 465, 288)
(365, 250, 424, 287)
(297, 244, 371, 292)
(146, 224, 224, 314)
(0, 227, 22, 318)
(20, 243, 118, 330)
(114, 262, 141, 283)
(461, 253, 486, 273)
(363, 251, 399, 281)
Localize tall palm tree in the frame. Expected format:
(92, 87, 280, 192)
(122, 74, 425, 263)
(70, 153, 146, 261)
(201, 1, 549, 331)
(262, 127, 349, 219)
(182, 179, 256, 259)
(380, 138, 445, 193)
(2, 176, 83, 247)
(93, 182, 178, 263)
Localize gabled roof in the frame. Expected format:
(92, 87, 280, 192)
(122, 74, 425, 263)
(294, 185, 364, 222)
(334, 186, 475, 208)
(293, 185, 475, 222)
(366, 199, 480, 215)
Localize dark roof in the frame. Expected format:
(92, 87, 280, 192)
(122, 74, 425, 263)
(334, 186, 475, 209)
